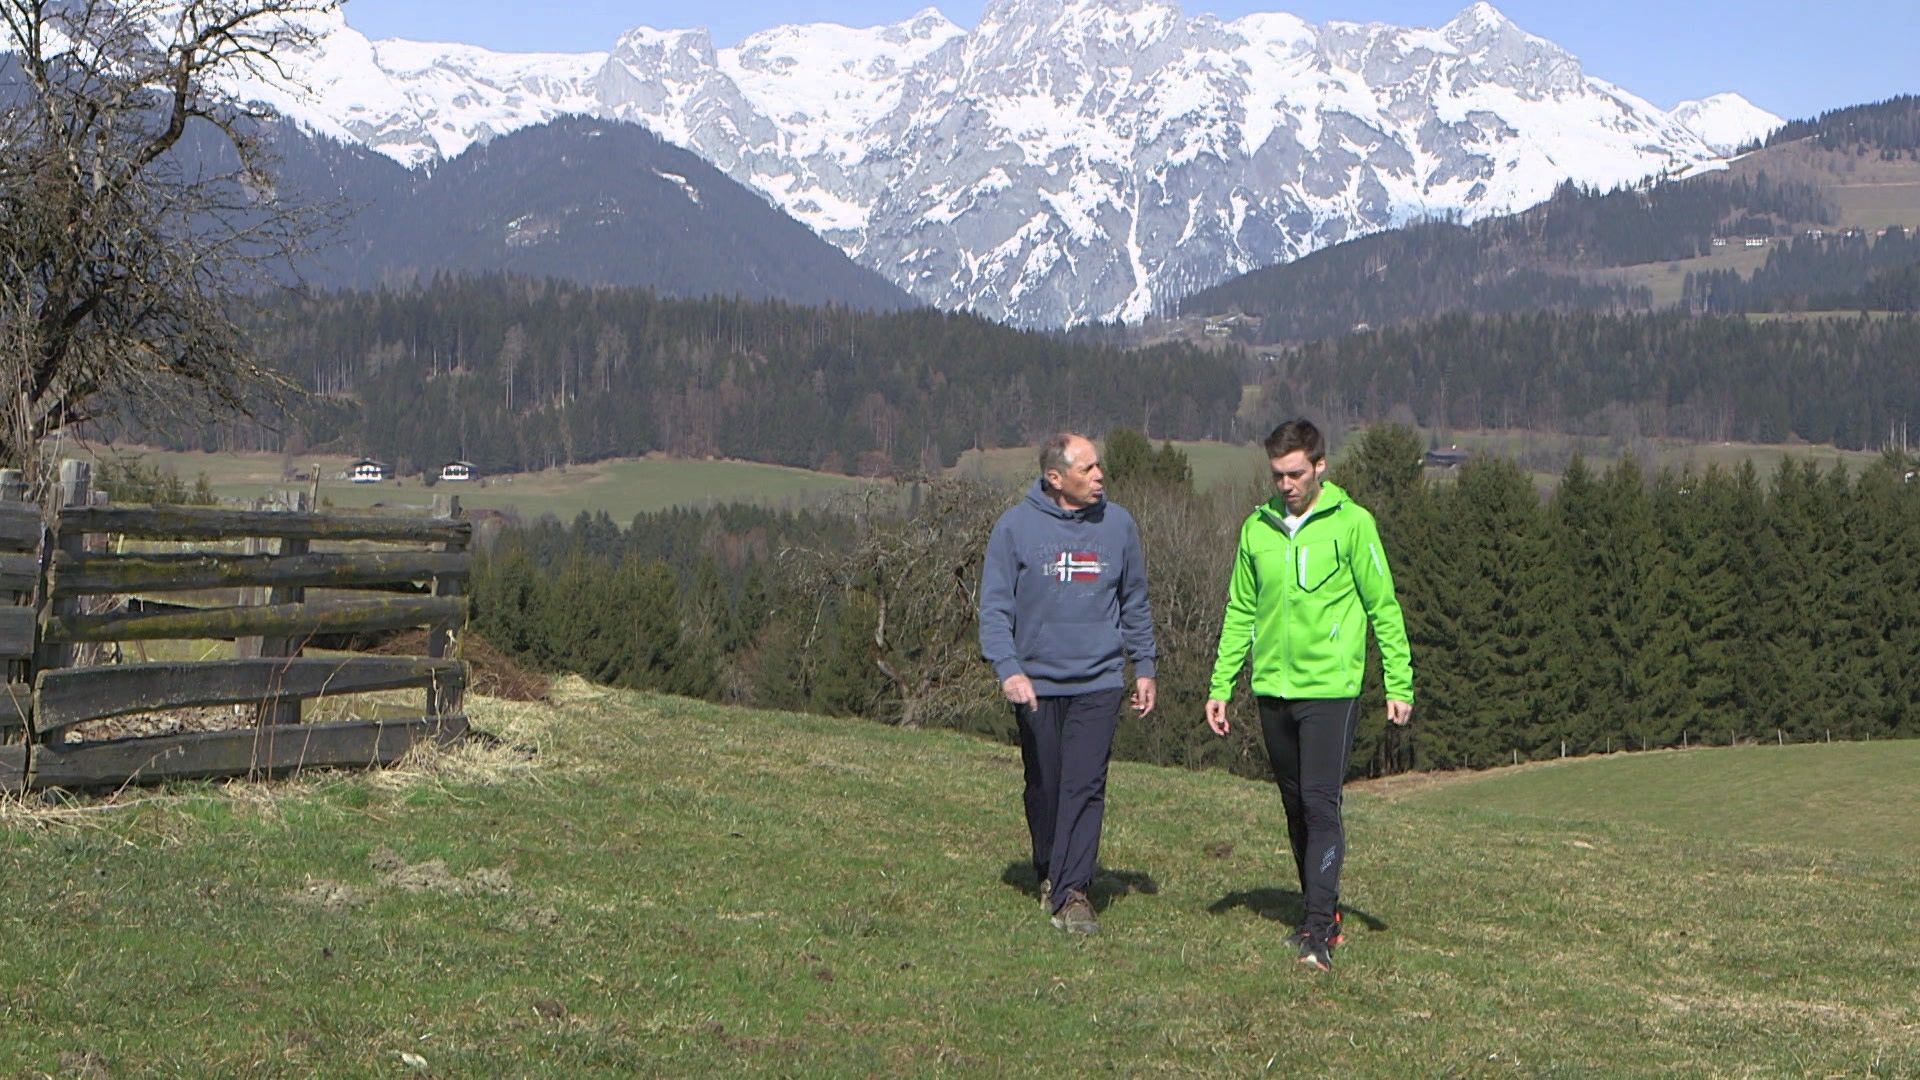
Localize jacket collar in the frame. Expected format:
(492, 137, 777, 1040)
(1257, 480, 1348, 531)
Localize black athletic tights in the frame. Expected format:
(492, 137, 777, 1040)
(1257, 696, 1361, 936)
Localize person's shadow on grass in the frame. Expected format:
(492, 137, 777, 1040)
(1001, 861, 1160, 913)
(1207, 887, 1388, 933)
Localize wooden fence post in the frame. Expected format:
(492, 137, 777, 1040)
(427, 494, 467, 741)
(33, 460, 91, 681)
(3, 468, 28, 694)
(254, 490, 309, 728)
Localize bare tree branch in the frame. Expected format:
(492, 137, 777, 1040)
(0, 0, 339, 479)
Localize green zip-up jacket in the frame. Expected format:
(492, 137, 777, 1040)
(1207, 480, 1414, 703)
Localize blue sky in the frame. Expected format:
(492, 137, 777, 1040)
(343, 0, 1915, 121)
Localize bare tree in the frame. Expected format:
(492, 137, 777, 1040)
(782, 478, 1006, 729)
(0, 0, 339, 478)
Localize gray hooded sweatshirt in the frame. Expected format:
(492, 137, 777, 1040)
(978, 479, 1158, 695)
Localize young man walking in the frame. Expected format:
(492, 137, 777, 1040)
(1205, 419, 1413, 971)
(980, 432, 1158, 935)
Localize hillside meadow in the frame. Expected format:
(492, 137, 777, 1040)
(0, 683, 1912, 1076)
(88, 432, 1890, 523)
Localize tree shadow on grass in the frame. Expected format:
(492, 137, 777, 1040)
(1000, 861, 1160, 913)
(1207, 887, 1388, 933)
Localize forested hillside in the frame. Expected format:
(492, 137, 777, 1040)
(1179, 172, 1828, 341)
(1764, 94, 1920, 153)
(462, 427, 1920, 779)
(1179, 96, 1920, 340)
(1686, 226, 1920, 312)
(140, 276, 1243, 475)
(1253, 311, 1920, 448)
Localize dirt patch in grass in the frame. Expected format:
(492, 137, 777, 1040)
(369, 845, 513, 896)
(294, 878, 370, 913)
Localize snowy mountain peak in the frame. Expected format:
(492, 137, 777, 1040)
(243, 4, 1781, 328)
(1672, 92, 1781, 154)
(1443, 1, 1517, 38)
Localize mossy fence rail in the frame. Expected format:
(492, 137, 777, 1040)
(0, 461, 471, 792)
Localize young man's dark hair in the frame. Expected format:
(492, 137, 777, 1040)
(1263, 419, 1326, 462)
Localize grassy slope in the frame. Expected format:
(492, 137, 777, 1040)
(1591, 147, 1920, 303)
(98, 434, 1883, 527)
(96, 449, 885, 521)
(1397, 739, 1920, 863)
(0, 684, 1913, 1076)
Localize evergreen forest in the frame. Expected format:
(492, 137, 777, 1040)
(465, 426, 1920, 782)
(139, 276, 1244, 476)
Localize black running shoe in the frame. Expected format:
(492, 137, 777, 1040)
(1297, 934, 1335, 973)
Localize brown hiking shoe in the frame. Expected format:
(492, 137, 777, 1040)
(1050, 890, 1099, 935)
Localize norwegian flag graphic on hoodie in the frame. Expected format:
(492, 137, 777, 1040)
(1046, 551, 1105, 583)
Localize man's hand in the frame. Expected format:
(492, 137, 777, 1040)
(1205, 699, 1230, 736)
(1387, 699, 1413, 726)
(1132, 677, 1156, 716)
(1001, 673, 1037, 708)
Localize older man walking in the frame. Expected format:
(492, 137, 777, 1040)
(979, 432, 1158, 935)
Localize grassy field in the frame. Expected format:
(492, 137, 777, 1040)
(0, 683, 1913, 1075)
(1430, 428, 1886, 484)
(1398, 740, 1920, 863)
(1730, 144, 1920, 234)
(1587, 146, 1920, 307)
(93, 448, 887, 522)
(85, 432, 1889, 526)
(1588, 243, 1774, 307)
(951, 440, 1267, 493)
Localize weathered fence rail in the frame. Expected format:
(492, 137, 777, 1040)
(0, 460, 473, 792)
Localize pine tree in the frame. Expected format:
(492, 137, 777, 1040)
(1538, 455, 1612, 750)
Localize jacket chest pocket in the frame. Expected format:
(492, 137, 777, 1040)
(1295, 541, 1344, 593)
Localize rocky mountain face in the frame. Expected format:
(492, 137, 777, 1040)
(243, 0, 1781, 328)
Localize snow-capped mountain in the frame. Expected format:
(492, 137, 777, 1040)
(246, 0, 1780, 328)
(1670, 93, 1782, 155)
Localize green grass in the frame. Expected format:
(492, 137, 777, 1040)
(89, 432, 1890, 525)
(1431, 428, 1884, 481)
(0, 682, 1914, 1075)
(1588, 244, 1774, 307)
(1398, 739, 1920, 863)
(96, 449, 887, 521)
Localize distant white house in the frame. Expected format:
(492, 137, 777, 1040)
(1710, 237, 1728, 248)
(1743, 237, 1768, 248)
(348, 458, 388, 484)
(439, 460, 477, 482)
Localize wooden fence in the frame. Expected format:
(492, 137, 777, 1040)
(0, 461, 472, 792)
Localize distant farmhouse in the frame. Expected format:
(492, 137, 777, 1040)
(348, 458, 389, 484)
(439, 460, 477, 482)
(1423, 446, 1472, 469)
